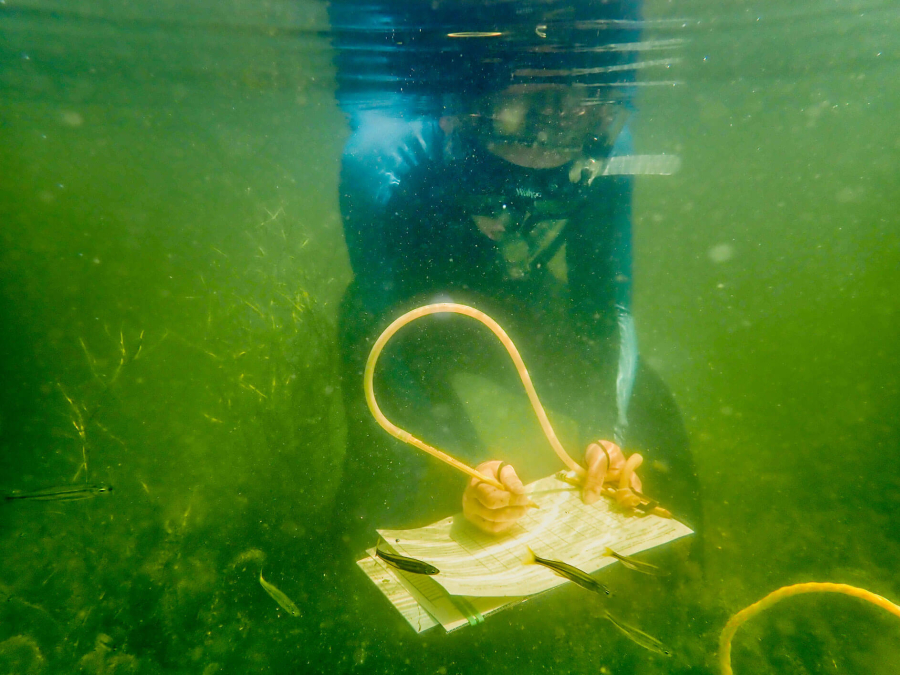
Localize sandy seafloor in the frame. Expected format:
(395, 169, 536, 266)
(1, 1, 899, 673)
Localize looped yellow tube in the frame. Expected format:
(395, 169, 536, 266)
(719, 582, 900, 675)
(364, 303, 584, 491)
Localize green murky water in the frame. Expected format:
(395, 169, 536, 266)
(1, 1, 899, 673)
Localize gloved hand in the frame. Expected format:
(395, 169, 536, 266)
(583, 440, 643, 507)
(462, 460, 533, 534)
(463, 441, 646, 534)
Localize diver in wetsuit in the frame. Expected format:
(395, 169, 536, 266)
(328, 0, 702, 553)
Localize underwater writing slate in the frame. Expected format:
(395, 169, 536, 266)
(358, 473, 692, 630)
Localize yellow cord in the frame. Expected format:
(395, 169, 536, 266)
(719, 582, 900, 675)
(364, 303, 584, 491)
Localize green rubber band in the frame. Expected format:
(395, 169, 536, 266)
(449, 595, 485, 626)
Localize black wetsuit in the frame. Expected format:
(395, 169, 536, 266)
(332, 115, 703, 551)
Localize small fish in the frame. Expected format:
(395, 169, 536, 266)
(375, 548, 440, 576)
(2, 484, 113, 502)
(604, 547, 667, 576)
(604, 611, 673, 657)
(447, 31, 504, 38)
(524, 548, 610, 596)
(259, 570, 301, 617)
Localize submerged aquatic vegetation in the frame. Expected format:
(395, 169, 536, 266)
(58, 328, 157, 484)
(77, 634, 139, 675)
(0, 635, 45, 675)
(0, 203, 344, 673)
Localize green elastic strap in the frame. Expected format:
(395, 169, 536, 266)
(449, 595, 485, 627)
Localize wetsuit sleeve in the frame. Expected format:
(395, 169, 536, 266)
(567, 174, 633, 337)
(567, 130, 637, 444)
(605, 130, 638, 444)
(338, 115, 442, 315)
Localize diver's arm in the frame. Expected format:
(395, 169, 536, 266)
(567, 169, 637, 445)
(338, 167, 396, 315)
(609, 163, 638, 446)
(613, 307, 638, 446)
(339, 115, 444, 314)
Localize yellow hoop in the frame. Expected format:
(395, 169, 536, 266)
(364, 303, 584, 491)
(719, 582, 900, 675)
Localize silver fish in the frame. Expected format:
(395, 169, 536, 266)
(604, 547, 667, 576)
(3, 484, 112, 502)
(525, 548, 611, 596)
(259, 570, 301, 617)
(604, 611, 673, 657)
(375, 548, 440, 576)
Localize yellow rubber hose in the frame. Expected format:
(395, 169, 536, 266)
(364, 303, 584, 490)
(719, 582, 900, 675)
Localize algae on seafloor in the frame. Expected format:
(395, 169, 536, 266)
(0, 206, 345, 674)
(0, 635, 46, 675)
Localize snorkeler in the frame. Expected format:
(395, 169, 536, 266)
(328, 0, 702, 551)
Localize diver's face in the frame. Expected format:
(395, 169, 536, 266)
(479, 84, 607, 168)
